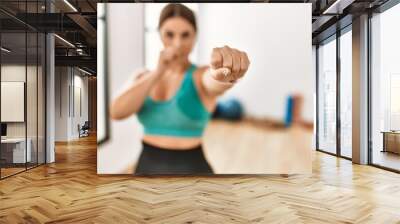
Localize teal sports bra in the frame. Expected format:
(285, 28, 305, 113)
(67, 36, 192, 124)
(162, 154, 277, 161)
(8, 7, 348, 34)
(137, 64, 211, 137)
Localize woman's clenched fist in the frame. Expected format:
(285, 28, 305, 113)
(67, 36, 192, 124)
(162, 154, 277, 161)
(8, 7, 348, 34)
(156, 46, 182, 73)
(209, 45, 250, 83)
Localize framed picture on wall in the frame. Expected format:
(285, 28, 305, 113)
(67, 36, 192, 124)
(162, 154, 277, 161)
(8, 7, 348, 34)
(1, 81, 25, 122)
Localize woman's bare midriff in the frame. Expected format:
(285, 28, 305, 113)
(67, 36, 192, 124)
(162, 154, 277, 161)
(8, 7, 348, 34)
(142, 135, 202, 150)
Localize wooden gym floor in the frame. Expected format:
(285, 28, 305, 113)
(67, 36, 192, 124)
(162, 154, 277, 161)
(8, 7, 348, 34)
(1, 121, 400, 223)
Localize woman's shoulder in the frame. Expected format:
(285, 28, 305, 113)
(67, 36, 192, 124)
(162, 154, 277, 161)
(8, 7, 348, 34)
(192, 65, 210, 89)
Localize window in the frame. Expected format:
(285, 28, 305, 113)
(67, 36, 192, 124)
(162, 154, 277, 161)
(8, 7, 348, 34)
(390, 74, 400, 130)
(0, 1, 46, 179)
(339, 27, 352, 158)
(370, 2, 400, 171)
(317, 36, 337, 154)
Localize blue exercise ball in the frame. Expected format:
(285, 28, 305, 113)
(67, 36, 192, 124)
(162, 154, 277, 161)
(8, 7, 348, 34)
(213, 98, 243, 120)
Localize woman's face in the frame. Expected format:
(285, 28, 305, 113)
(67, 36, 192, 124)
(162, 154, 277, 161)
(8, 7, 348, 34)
(159, 17, 196, 61)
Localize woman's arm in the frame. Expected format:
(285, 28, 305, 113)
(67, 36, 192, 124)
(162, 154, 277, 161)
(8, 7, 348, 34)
(201, 45, 250, 97)
(201, 67, 235, 96)
(109, 69, 162, 120)
(110, 46, 182, 120)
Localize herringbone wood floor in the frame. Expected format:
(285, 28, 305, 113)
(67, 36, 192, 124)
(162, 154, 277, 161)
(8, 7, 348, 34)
(1, 131, 400, 223)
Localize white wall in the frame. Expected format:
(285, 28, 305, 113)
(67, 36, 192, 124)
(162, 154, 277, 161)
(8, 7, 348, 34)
(55, 67, 68, 141)
(97, 3, 144, 174)
(72, 73, 89, 138)
(54, 67, 89, 141)
(197, 4, 313, 121)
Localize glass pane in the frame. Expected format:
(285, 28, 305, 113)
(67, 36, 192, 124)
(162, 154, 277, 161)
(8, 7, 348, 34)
(371, 3, 400, 171)
(390, 75, 400, 130)
(38, 32, 45, 165)
(0, 1, 46, 178)
(318, 37, 337, 154)
(1, 31, 27, 177)
(27, 31, 38, 169)
(340, 29, 352, 158)
(26, 0, 38, 169)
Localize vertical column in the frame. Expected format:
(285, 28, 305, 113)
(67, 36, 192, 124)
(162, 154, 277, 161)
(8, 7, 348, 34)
(314, 45, 319, 151)
(352, 14, 369, 164)
(46, 1, 55, 163)
(336, 30, 341, 156)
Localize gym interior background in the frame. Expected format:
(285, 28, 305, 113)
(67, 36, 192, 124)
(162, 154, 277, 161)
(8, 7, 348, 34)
(97, 3, 314, 174)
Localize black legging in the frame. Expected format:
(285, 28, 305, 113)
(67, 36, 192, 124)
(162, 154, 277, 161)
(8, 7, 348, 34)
(134, 140, 214, 175)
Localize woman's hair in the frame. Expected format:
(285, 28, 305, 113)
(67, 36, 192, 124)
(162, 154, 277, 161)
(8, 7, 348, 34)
(158, 3, 197, 32)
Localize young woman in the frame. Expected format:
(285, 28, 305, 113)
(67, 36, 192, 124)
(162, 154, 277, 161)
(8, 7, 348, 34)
(110, 3, 250, 174)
